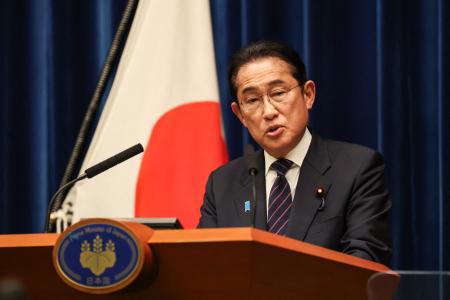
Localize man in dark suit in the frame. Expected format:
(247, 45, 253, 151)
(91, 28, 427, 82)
(198, 41, 391, 265)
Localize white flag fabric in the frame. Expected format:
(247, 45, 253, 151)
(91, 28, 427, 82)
(64, 0, 228, 229)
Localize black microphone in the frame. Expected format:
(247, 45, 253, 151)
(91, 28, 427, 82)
(0, 279, 26, 300)
(84, 143, 143, 178)
(244, 144, 258, 227)
(44, 143, 144, 232)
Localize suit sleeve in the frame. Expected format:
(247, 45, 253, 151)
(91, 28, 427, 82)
(341, 151, 392, 265)
(197, 172, 218, 228)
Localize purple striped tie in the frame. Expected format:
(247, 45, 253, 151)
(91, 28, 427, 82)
(268, 159, 293, 235)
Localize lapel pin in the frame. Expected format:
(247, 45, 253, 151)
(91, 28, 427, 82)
(244, 200, 251, 212)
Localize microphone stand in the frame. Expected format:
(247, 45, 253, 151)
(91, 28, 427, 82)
(244, 144, 259, 228)
(44, 143, 143, 233)
(44, 175, 87, 233)
(249, 167, 258, 227)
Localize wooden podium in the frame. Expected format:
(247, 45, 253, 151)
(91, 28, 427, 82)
(0, 227, 399, 299)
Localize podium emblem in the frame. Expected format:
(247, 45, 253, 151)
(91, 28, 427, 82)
(53, 219, 150, 294)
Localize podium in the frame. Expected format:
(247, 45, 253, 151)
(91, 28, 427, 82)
(0, 227, 399, 299)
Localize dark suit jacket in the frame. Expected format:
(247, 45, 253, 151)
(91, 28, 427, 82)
(198, 134, 392, 265)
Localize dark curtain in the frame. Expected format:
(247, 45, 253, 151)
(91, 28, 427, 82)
(0, 0, 449, 271)
(0, 0, 127, 233)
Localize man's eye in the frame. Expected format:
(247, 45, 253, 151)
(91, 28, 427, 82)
(270, 90, 287, 98)
(245, 98, 259, 104)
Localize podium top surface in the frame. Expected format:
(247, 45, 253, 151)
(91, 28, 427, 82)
(0, 227, 389, 272)
(149, 227, 390, 271)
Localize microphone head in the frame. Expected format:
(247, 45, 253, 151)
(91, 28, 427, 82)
(0, 279, 26, 300)
(244, 144, 258, 175)
(84, 143, 144, 179)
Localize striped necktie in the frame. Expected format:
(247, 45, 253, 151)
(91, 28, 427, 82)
(268, 159, 293, 235)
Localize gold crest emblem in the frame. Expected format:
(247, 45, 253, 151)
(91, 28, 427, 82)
(80, 235, 116, 276)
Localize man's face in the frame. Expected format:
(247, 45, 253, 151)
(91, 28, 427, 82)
(231, 57, 316, 158)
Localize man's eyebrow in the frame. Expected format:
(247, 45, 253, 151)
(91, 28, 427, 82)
(240, 86, 258, 95)
(239, 79, 287, 94)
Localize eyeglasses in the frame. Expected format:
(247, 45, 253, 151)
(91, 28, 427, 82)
(238, 84, 300, 113)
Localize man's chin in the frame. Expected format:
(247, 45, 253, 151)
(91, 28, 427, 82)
(262, 145, 291, 158)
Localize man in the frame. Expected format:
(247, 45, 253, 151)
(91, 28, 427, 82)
(198, 41, 391, 265)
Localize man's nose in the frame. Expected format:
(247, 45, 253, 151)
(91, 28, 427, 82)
(261, 96, 278, 119)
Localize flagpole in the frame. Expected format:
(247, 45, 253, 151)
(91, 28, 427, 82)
(47, 0, 140, 232)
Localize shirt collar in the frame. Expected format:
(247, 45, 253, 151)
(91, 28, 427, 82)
(264, 127, 312, 175)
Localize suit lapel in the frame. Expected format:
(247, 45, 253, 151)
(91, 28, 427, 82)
(286, 135, 331, 241)
(233, 150, 267, 230)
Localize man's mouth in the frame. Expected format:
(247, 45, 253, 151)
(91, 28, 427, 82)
(266, 125, 284, 136)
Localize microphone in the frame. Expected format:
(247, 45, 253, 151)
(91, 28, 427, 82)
(0, 279, 26, 300)
(84, 143, 143, 178)
(244, 144, 258, 227)
(315, 187, 326, 211)
(44, 143, 144, 232)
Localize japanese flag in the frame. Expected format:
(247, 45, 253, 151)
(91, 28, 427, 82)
(65, 0, 228, 229)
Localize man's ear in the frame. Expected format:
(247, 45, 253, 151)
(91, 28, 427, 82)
(231, 102, 248, 128)
(302, 80, 316, 110)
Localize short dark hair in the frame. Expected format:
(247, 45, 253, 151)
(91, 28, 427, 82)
(227, 40, 308, 101)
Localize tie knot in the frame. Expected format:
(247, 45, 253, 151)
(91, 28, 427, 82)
(270, 159, 293, 176)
